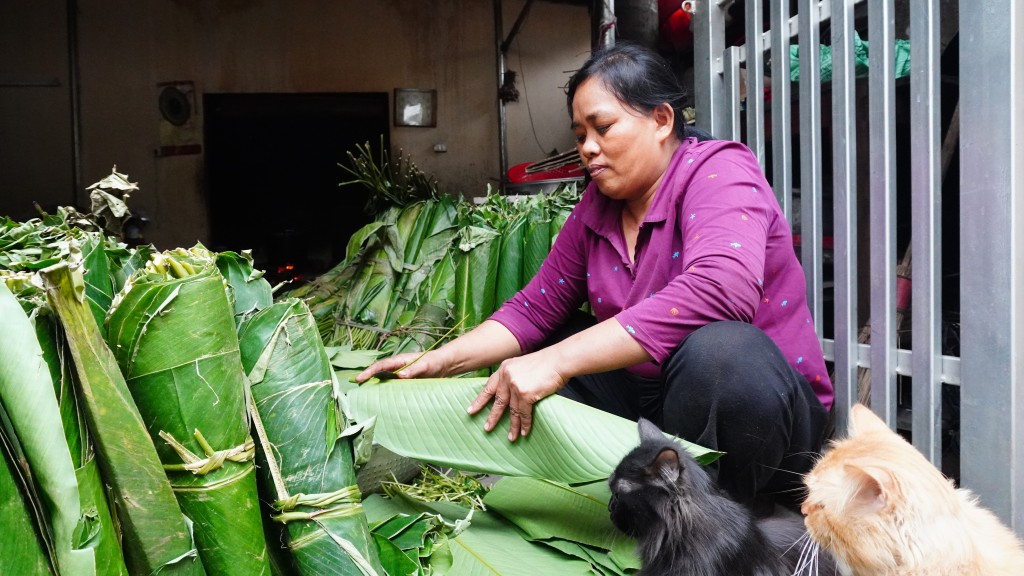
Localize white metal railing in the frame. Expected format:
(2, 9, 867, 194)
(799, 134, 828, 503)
(692, 0, 1023, 532)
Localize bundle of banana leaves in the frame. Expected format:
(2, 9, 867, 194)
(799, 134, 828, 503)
(1, 170, 205, 575)
(0, 282, 127, 575)
(3, 155, 730, 576)
(238, 298, 385, 575)
(104, 247, 271, 575)
(286, 185, 581, 358)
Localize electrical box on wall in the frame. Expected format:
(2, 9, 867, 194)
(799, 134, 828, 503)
(156, 80, 201, 157)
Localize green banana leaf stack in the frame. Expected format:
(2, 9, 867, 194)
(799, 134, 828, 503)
(2, 153, 732, 576)
(238, 299, 385, 575)
(104, 248, 271, 575)
(0, 282, 126, 576)
(285, 183, 581, 359)
(0, 174, 205, 576)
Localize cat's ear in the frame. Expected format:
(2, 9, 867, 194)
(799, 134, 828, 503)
(849, 404, 892, 437)
(650, 448, 681, 482)
(844, 463, 895, 514)
(637, 418, 664, 444)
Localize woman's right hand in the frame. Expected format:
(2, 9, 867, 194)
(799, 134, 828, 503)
(354, 350, 447, 383)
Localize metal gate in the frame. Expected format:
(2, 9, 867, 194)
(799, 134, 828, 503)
(690, 0, 1022, 531)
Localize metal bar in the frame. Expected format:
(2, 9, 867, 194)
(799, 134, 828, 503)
(68, 0, 82, 207)
(959, 0, 1024, 532)
(868, 0, 897, 427)
(821, 340, 961, 386)
(909, 0, 942, 465)
(769, 0, 793, 220)
(744, 0, 766, 169)
(798, 0, 823, 335)
(0, 79, 62, 87)
(752, 0, 866, 56)
(723, 47, 743, 142)
(601, 0, 616, 46)
(692, 0, 726, 136)
(494, 0, 508, 192)
(500, 0, 536, 53)
(830, 0, 858, 432)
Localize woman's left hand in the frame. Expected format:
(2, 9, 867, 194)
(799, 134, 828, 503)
(467, 350, 567, 442)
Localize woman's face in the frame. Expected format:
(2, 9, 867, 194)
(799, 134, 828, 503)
(571, 77, 675, 204)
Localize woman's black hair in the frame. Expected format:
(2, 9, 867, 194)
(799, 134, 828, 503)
(566, 42, 711, 141)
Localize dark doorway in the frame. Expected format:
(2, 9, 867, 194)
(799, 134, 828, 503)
(204, 92, 389, 285)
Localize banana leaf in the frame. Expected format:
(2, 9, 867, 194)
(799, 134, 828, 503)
(521, 196, 551, 287)
(482, 477, 640, 572)
(105, 258, 270, 575)
(42, 264, 206, 576)
(494, 214, 526, 305)
(80, 234, 114, 328)
(105, 242, 155, 295)
(237, 299, 384, 576)
(0, 282, 126, 575)
(447, 511, 595, 575)
(0, 410, 53, 575)
(452, 226, 500, 335)
(345, 379, 721, 485)
(362, 491, 472, 576)
(215, 249, 273, 322)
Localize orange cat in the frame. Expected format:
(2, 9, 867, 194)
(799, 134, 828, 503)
(802, 403, 1024, 575)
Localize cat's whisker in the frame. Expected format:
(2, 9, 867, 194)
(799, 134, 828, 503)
(792, 532, 822, 576)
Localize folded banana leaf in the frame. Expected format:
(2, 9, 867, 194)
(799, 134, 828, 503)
(214, 249, 274, 322)
(387, 198, 458, 307)
(42, 264, 206, 576)
(447, 510, 595, 575)
(453, 226, 500, 335)
(0, 282, 126, 575)
(521, 196, 551, 287)
(494, 214, 526, 305)
(0, 409, 53, 575)
(80, 234, 115, 328)
(483, 477, 640, 573)
(237, 299, 384, 576)
(105, 242, 154, 295)
(105, 255, 270, 575)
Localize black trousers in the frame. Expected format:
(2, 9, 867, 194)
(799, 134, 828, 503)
(554, 316, 829, 511)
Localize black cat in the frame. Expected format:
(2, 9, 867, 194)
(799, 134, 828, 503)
(608, 418, 833, 576)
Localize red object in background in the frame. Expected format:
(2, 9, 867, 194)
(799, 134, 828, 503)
(507, 162, 585, 183)
(659, 0, 694, 51)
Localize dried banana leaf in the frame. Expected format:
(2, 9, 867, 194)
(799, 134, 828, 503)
(238, 299, 384, 576)
(0, 282, 126, 575)
(105, 258, 270, 575)
(42, 264, 206, 576)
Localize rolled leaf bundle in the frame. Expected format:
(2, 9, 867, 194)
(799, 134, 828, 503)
(0, 282, 127, 575)
(494, 214, 526, 305)
(452, 226, 500, 335)
(238, 299, 384, 576)
(106, 254, 270, 575)
(42, 264, 205, 576)
(520, 195, 552, 288)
